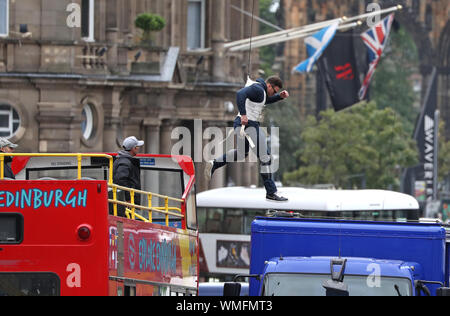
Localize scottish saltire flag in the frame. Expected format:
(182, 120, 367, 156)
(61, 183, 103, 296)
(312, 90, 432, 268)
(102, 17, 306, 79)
(359, 14, 395, 100)
(292, 22, 339, 73)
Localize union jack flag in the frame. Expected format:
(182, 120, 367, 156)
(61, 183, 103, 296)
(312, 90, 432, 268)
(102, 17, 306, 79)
(359, 14, 395, 100)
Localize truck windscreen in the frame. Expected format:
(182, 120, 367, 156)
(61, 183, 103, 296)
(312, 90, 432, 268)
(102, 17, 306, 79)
(262, 273, 412, 296)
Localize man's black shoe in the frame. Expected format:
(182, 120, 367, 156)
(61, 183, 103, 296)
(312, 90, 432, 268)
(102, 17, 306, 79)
(266, 193, 288, 202)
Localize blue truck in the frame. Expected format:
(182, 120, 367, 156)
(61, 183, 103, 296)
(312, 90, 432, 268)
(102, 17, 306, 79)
(226, 216, 450, 296)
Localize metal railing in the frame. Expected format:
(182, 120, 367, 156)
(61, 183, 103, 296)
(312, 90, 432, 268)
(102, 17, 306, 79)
(0, 153, 186, 228)
(108, 183, 184, 227)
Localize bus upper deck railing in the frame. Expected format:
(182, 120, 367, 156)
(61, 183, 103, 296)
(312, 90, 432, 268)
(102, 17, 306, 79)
(108, 183, 184, 227)
(0, 153, 186, 228)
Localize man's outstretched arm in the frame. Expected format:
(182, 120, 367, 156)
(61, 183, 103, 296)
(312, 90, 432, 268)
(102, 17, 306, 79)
(266, 90, 290, 104)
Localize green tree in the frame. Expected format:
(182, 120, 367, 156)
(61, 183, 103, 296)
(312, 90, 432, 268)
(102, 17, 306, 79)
(135, 13, 166, 45)
(284, 102, 418, 189)
(439, 121, 450, 182)
(263, 99, 303, 179)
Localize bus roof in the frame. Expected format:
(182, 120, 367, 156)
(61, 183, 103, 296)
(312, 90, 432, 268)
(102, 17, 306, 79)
(196, 187, 419, 212)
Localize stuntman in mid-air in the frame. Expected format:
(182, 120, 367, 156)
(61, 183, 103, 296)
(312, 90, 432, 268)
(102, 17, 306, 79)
(206, 76, 289, 202)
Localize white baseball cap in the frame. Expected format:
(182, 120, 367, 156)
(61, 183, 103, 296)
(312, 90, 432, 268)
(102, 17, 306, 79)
(0, 138, 18, 149)
(122, 136, 144, 151)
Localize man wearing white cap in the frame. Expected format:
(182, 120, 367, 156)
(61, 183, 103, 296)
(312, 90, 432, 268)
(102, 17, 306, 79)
(112, 136, 145, 214)
(0, 138, 18, 180)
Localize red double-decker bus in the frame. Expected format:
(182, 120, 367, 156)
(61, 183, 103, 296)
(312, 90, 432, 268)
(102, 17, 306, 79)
(0, 153, 198, 296)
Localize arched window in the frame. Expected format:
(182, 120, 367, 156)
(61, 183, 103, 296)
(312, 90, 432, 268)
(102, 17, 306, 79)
(81, 103, 95, 140)
(0, 104, 20, 138)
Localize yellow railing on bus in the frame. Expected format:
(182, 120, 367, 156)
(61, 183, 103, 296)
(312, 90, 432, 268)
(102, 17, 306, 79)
(0, 153, 185, 228)
(0, 153, 114, 183)
(108, 183, 184, 227)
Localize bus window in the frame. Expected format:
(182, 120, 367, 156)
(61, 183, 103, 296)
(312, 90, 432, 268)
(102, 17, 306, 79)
(197, 207, 207, 232)
(0, 213, 23, 244)
(243, 209, 265, 235)
(27, 166, 108, 181)
(124, 285, 136, 296)
(186, 185, 197, 230)
(198, 208, 264, 235)
(138, 168, 185, 227)
(0, 273, 60, 296)
(204, 209, 224, 233)
(141, 168, 183, 203)
(224, 209, 243, 234)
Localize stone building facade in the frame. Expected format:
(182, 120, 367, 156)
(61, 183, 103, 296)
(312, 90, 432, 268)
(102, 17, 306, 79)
(278, 0, 449, 134)
(0, 0, 264, 192)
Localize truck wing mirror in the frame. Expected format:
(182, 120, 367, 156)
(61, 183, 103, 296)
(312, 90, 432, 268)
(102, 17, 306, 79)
(437, 287, 450, 296)
(223, 283, 241, 296)
(223, 274, 260, 297)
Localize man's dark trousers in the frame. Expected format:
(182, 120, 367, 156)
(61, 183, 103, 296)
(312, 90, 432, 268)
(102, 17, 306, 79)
(213, 117, 277, 195)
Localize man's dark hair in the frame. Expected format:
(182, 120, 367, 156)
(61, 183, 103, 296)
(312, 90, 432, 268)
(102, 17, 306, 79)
(266, 76, 283, 89)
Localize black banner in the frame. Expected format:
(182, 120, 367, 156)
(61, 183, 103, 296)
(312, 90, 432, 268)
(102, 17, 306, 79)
(402, 68, 438, 205)
(318, 30, 362, 111)
(413, 68, 438, 202)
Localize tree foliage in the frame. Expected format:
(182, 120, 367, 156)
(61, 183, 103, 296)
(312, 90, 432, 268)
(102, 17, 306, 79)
(284, 102, 418, 189)
(439, 121, 450, 182)
(135, 13, 166, 44)
(263, 99, 303, 179)
(135, 13, 166, 32)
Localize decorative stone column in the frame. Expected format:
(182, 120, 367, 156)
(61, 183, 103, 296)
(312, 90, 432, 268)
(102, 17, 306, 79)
(102, 88, 124, 152)
(105, 0, 120, 70)
(211, 0, 227, 82)
(36, 101, 81, 153)
(160, 119, 178, 155)
(35, 82, 81, 153)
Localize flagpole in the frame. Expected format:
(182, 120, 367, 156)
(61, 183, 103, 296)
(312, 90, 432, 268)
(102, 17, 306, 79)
(224, 18, 344, 49)
(226, 5, 402, 52)
(229, 21, 361, 52)
(340, 5, 402, 24)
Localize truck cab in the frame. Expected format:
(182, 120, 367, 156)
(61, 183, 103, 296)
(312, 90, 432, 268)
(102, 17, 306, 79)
(260, 257, 421, 296)
(229, 217, 450, 296)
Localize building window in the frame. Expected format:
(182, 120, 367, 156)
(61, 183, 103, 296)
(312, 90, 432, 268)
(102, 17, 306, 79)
(81, 104, 95, 140)
(187, 0, 205, 50)
(0, 104, 20, 138)
(81, 0, 95, 42)
(0, 0, 9, 37)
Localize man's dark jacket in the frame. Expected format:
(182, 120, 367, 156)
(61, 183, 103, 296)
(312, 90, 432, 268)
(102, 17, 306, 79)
(113, 150, 141, 204)
(4, 156, 15, 180)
